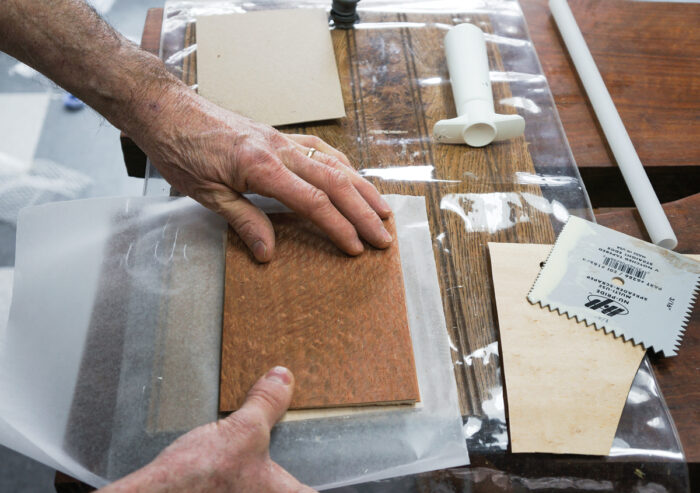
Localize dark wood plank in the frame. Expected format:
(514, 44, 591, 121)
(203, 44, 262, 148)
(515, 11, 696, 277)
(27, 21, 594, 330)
(520, 0, 700, 206)
(596, 193, 700, 463)
(522, 0, 700, 170)
(140, 7, 163, 56)
(119, 8, 164, 178)
(595, 194, 700, 254)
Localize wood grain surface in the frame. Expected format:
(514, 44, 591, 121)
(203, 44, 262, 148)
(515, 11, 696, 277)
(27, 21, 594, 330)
(172, 9, 559, 418)
(220, 214, 419, 411)
(126, 2, 696, 445)
(127, 1, 700, 202)
(490, 243, 645, 455)
(520, 0, 700, 206)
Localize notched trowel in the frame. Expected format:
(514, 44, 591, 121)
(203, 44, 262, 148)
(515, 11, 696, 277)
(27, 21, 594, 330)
(528, 216, 700, 356)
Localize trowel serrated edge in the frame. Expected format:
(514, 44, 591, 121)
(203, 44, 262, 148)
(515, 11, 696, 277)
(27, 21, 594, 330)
(530, 273, 700, 357)
(526, 216, 574, 305)
(531, 296, 653, 350)
(669, 273, 700, 356)
(527, 219, 699, 357)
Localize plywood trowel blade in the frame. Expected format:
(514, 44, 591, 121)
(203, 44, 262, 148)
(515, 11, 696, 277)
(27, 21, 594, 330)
(528, 216, 700, 356)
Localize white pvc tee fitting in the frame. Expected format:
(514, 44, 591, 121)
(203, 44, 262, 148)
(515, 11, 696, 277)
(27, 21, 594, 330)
(433, 23, 525, 147)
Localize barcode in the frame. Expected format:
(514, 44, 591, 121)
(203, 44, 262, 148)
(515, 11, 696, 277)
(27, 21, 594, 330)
(603, 257, 647, 280)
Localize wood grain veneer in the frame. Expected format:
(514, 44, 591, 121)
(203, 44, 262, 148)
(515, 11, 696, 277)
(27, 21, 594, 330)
(220, 214, 419, 411)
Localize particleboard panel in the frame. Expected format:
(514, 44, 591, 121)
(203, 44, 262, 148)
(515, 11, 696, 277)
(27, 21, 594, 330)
(220, 214, 419, 411)
(196, 9, 345, 126)
(488, 242, 645, 455)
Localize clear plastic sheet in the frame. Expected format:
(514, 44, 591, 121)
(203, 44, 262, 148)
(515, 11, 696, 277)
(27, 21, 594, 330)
(151, 0, 688, 491)
(0, 195, 466, 489)
(1, 197, 226, 488)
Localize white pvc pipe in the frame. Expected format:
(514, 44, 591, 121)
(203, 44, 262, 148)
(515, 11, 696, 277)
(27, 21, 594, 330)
(549, 0, 677, 250)
(445, 24, 494, 119)
(433, 24, 525, 146)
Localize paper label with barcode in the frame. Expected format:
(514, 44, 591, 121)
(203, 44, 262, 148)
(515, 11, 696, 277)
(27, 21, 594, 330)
(528, 216, 700, 356)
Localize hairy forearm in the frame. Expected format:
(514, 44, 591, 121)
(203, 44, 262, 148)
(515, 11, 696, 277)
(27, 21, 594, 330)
(0, 0, 184, 137)
(0, 0, 391, 264)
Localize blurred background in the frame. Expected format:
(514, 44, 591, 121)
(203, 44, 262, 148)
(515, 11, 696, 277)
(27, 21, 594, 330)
(0, 2, 158, 491)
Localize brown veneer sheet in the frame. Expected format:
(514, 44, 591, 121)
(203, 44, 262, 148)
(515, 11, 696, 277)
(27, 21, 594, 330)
(220, 214, 419, 411)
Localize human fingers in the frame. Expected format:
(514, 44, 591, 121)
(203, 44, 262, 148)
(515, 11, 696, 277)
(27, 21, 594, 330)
(235, 366, 294, 430)
(197, 187, 275, 263)
(306, 149, 392, 219)
(286, 133, 352, 167)
(283, 149, 392, 249)
(247, 162, 364, 256)
(285, 136, 392, 219)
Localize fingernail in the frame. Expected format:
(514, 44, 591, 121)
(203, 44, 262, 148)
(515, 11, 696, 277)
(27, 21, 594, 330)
(379, 197, 392, 214)
(382, 228, 393, 244)
(266, 366, 292, 386)
(352, 238, 364, 254)
(253, 240, 267, 261)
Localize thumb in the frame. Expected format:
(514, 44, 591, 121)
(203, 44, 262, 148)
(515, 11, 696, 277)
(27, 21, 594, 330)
(237, 366, 294, 429)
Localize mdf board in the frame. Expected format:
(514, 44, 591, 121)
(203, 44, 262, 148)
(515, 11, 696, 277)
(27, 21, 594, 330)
(220, 214, 420, 411)
(196, 9, 345, 126)
(176, 12, 558, 416)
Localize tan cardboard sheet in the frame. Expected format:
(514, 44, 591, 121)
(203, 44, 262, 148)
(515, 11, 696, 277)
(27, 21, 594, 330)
(488, 243, 645, 455)
(196, 9, 345, 126)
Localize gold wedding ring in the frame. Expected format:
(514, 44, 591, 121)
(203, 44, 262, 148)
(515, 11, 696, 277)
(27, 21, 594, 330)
(306, 147, 317, 159)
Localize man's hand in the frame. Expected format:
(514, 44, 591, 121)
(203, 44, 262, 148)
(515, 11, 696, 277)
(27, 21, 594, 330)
(0, 0, 393, 263)
(135, 87, 393, 262)
(100, 367, 315, 493)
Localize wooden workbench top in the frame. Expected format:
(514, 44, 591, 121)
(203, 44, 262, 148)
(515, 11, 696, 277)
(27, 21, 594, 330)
(119, 0, 699, 471)
(520, 0, 699, 206)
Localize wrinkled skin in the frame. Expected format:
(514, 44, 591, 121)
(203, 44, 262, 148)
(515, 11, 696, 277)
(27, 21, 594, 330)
(1, 0, 393, 263)
(1, 1, 388, 490)
(100, 367, 316, 493)
(137, 88, 393, 262)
